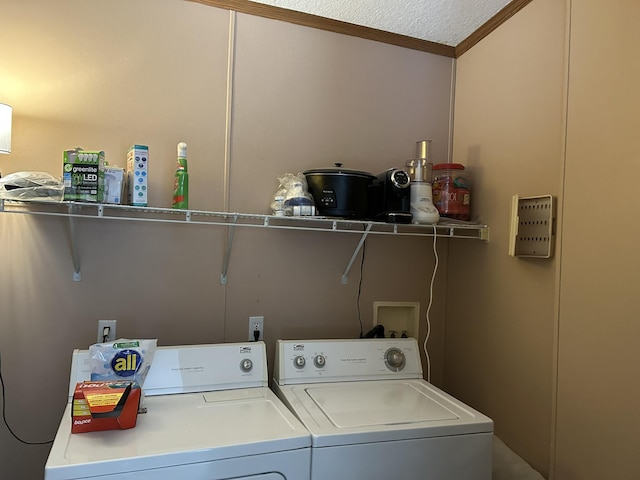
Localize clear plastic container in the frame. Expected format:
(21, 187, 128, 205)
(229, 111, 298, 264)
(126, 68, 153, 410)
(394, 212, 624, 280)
(405, 140, 433, 183)
(432, 163, 471, 221)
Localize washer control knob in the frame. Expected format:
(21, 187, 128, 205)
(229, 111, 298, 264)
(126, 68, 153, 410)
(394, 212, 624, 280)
(240, 358, 253, 372)
(385, 348, 406, 371)
(294, 355, 306, 369)
(313, 354, 326, 368)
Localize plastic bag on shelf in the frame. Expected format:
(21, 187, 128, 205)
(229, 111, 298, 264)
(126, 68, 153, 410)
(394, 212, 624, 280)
(0, 171, 64, 201)
(270, 172, 316, 216)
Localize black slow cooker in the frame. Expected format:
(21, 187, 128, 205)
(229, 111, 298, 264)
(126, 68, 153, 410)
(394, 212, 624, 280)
(304, 164, 375, 219)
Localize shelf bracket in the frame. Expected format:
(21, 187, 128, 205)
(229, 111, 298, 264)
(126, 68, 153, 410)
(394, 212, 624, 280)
(220, 215, 238, 285)
(67, 204, 82, 281)
(341, 223, 372, 285)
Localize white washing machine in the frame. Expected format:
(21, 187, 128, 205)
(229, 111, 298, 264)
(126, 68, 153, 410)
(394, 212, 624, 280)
(272, 338, 493, 480)
(45, 342, 311, 480)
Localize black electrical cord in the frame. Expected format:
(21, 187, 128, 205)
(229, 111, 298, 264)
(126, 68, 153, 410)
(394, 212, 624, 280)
(0, 352, 55, 445)
(357, 233, 367, 337)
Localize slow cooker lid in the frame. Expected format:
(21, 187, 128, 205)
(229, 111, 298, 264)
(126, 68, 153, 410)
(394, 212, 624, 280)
(304, 163, 375, 179)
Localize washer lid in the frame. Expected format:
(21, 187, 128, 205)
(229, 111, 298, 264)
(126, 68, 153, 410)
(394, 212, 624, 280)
(45, 387, 311, 480)
(307, 382, 458, 428)
(277, 379, 493, 447)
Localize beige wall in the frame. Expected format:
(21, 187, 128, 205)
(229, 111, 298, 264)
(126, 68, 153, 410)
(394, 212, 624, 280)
(555, 0, 640, 479)
(452, 0, 640, 479)
(449, 0, 567, 477)
(11, 1, 639, 479)
(0, 1, 454, 478)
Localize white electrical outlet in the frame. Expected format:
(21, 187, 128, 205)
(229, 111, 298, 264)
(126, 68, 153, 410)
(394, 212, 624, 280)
(97, 320, 117, 343)
(248, 316, 264, 342)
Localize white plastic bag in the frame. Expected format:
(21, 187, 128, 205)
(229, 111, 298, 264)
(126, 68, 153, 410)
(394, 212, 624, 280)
(0, 171, 64, 201)
(89, 339, 157, 387)
(271, 172, 316, 216)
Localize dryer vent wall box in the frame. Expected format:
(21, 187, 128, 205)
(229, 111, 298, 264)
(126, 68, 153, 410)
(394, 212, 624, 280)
(373, 301, 420, 338)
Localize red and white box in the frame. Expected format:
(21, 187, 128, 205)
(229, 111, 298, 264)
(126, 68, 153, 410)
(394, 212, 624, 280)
(71, 381, 141, 434)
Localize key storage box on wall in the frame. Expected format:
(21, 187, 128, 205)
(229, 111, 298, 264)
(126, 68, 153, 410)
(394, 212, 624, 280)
(508, 194, 556, 258)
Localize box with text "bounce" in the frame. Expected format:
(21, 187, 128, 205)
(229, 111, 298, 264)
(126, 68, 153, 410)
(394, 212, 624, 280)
(71, 381, 141, 433)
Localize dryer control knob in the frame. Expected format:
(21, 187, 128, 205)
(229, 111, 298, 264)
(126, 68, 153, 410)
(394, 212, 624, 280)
(313, 355, 326, 368)
(294, 355, 306, 369)
(384, 348, 406, 371)
(240, 359, 253, 372)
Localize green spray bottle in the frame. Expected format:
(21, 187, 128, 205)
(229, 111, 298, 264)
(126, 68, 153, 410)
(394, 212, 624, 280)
(172, 142, 189, 209)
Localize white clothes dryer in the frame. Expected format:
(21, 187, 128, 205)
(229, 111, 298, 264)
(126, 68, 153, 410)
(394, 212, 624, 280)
(45, 342, 311, 480)
(272, 338, 493, 480)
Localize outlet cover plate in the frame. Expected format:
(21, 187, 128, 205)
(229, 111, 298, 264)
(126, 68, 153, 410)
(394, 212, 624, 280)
(248, 316, 264, 341)
(97, 320, 117, 343)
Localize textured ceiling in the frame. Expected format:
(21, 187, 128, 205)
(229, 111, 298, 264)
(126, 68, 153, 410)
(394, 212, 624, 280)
(249, 0, 513, 46)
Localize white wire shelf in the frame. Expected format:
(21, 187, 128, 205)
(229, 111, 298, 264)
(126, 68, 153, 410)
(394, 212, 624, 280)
(0, 199, 489, 283)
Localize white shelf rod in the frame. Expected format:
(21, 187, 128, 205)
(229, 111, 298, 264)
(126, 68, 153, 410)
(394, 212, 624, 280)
(220, 215, 238, 285)
(341, 223, 373, 285)
(67, 204, 82, 281)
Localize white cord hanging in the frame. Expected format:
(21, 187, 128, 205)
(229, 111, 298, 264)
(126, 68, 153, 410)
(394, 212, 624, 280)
(423, 224, 439, 383)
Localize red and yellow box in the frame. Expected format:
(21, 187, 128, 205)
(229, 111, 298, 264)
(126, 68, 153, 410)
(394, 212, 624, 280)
(71, 381, 141, 434)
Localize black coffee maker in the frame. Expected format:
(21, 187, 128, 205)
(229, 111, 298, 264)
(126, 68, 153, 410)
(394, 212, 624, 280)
(368, 168, 412, 223)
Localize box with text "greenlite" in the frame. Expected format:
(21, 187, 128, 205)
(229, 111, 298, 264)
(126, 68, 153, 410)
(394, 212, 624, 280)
(63, 148, 105, 202)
